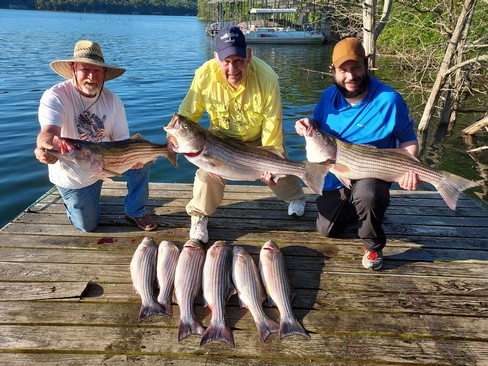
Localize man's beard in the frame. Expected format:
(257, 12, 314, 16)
(334, 75, 370, 99)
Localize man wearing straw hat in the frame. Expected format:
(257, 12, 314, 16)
(34, 40, 157, 232)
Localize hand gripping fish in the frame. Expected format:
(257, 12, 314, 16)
(46, 134, 178, 181)
(163, 113, 330, 196)
(304, 128, 480, 210)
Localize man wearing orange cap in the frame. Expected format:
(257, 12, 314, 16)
(295, 38, 420, 270)
(35, 40, 157, 232)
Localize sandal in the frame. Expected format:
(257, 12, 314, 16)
(125, 214, 157, 231)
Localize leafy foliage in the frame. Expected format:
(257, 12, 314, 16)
(7, 0, 199, 15)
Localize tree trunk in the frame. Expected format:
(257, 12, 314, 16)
(363, 0, 375, 69)
(417, 0, 476, 133)
(362, 0, 392, 70)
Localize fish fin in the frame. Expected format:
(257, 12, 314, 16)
(138, 302, 168, 322)
(166, 151, 178, 168)
(279, 317, 310, 339)
(226, 282, 237, 302)
(178, 314, 205, 341)
(156, 299, 173, 317)
(329, 164, 352, 188)
(302, 162, 331, 196)
(330, 163, 350, 174)
(101, 169, 122, 177)
(208, 172, 227, 185)
(434, 172, 480, 210)
(130, 133, 144, 140)
(200, 322, 235, 348)
(257, 316, 280, 342)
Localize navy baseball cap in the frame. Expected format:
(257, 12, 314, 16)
(215, 26, 247, 60)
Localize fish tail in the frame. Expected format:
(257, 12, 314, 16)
(200, 322, 235, 348)
(138, 302, 168, 321)
(435, 173, 480, 210)
(166, 151, 178, 168)
(279, 317, 310, 339)
(178, 314, 205, 341)
(302, 162, 330, 196)
(257, 316, 280, 342)
(156, 298, 173, 317)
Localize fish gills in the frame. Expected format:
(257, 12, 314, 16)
(174, 239, 206, 341)
(259, 240, 310, 339)
(130, 237, 166, 321)
(232, 246, 280, 342)
(156, 240, 180, 317)
(200, 241, 236, 348)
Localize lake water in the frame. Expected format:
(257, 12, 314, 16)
(0, 9, 486, 228)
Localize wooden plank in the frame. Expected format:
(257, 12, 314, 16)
(2, 301, 488, 341)
(1, 325, 487, 365)
(0, 282, 89, 301)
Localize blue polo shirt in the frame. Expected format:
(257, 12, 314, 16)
(313, 77, 417, 191)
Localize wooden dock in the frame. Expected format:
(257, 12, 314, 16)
(1, 181, 488, 365)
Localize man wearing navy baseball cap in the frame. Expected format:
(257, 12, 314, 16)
(168, 25, 307, 244)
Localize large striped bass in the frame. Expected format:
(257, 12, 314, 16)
(46, 134, 178, 181)
(163, 113, 329, 196)
(259, 240, 309, 339)
(156, 240, 180, 317)
(201, 240, 236, 348)
(305, 128, 480, 210)
(130, 237, 167, 321)
(173, 239, 206, 341)
(232, 246, 279, 342)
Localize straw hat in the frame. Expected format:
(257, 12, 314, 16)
(50, 40, 126, 81)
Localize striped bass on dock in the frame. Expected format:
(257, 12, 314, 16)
(201, 241, 236, 347)
(259, 240, 310, 339)
(130, 237, 167, 321)
(232, 245, 280, 342)
(173, 240, 206, 341)
(156, 240, 180, 317)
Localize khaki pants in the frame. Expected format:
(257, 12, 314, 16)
(185, 140, 305, 218)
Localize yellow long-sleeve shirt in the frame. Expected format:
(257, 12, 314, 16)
(178, 56, 285, 153)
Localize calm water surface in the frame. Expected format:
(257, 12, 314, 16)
(0, 9, 486, 228)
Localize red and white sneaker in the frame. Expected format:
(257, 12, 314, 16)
(362, 248, 383, 270)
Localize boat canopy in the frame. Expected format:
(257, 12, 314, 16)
(249, 8, 297, 14)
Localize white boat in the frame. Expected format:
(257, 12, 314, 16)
(243, 8, 325, 45)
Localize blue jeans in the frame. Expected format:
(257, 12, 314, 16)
(57, 164, 150, 232)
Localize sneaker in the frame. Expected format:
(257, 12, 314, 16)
(288, 199, 306, 217)
(190, 216, 208, 244)
(362, 249, 383, 270)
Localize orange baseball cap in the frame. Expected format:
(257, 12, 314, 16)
(332, 38, 366, 68)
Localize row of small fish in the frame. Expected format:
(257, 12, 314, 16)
(129, 237, 309, 348)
